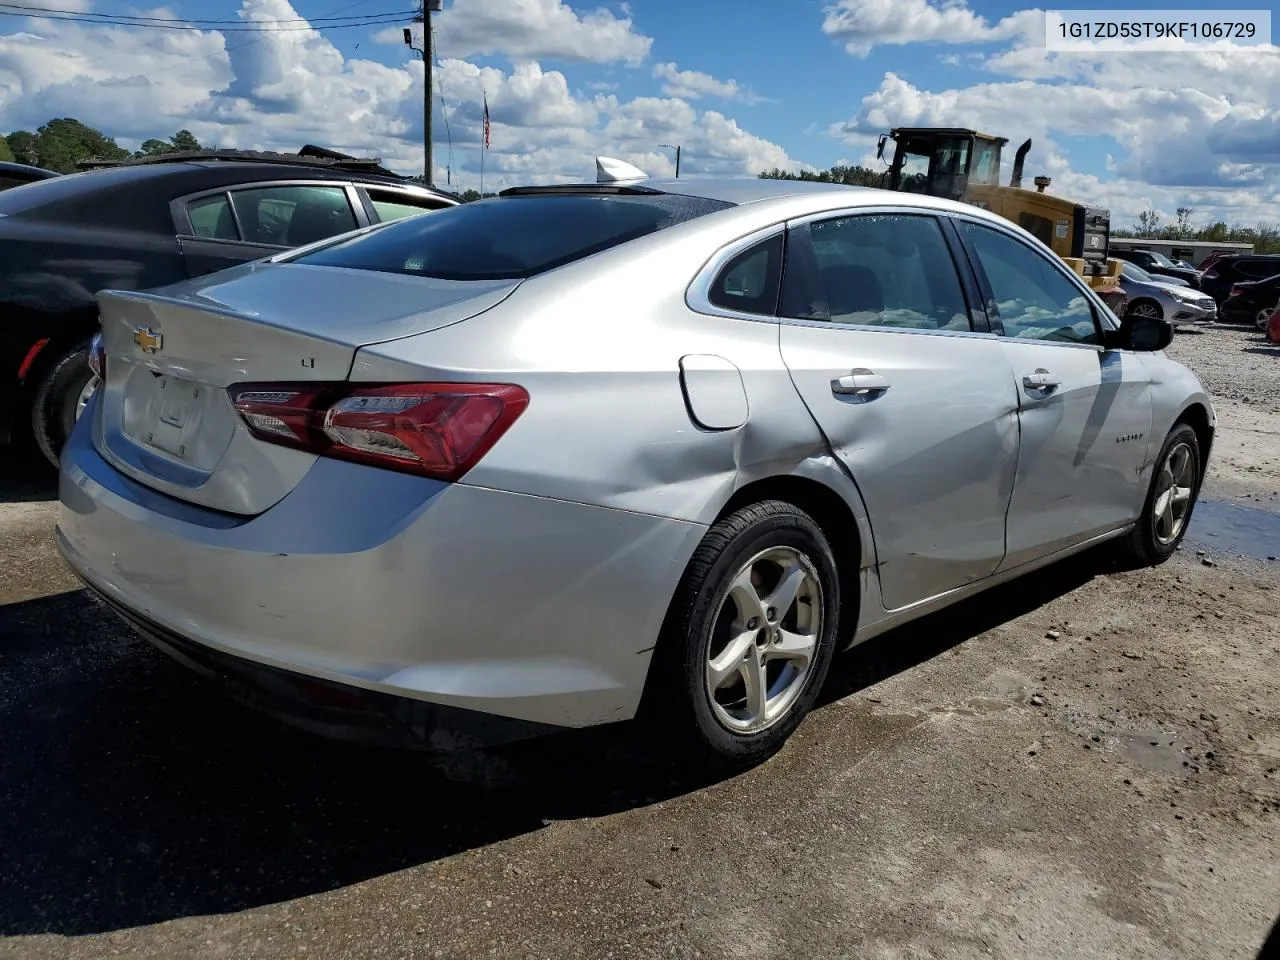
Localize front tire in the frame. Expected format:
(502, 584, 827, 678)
(1127, 299, 1162, 320)
(1118, 423, 1202, 566)
(641, 500, 841, 772)
(30, 343, 95, 469)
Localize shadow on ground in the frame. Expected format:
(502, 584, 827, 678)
(0, 552, 1105, 937)
(0, 455, 56, 504)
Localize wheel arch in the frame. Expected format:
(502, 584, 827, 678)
(712, 472, 868, 646)
(1171, 401, 1214, 488)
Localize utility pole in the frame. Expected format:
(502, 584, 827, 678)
(660, 142, 681, 177)
(404, 0, 442, 186)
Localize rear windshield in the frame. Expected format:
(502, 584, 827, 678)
(290, 192, 734, 281)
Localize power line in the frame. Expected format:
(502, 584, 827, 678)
(0, 8, 412, 30)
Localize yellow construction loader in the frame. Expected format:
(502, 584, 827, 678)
(876, 127, 1125, 311)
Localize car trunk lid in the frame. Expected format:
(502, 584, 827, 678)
(93, 262, 519, 516)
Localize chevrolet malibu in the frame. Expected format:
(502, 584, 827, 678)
(57, 168, 1215, 770)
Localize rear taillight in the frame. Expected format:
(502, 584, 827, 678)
(227, 381, 529, 481)
(1228, 285, 1243, 297)
(88, 332, 106, 380)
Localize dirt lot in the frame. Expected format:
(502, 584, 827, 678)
(1, 324, 1278, 960)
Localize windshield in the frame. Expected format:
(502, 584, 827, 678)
(1122, 262, 1152, 282)
(1147, 251, 1176, 267)
(291, 192, 733, 281)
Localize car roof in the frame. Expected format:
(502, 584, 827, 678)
(499, 174, 1002, 228)
(0, 160, 59, 180)
(0, 158, 458, 224)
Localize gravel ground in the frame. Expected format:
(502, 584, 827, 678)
(0, 322, 1277, 960)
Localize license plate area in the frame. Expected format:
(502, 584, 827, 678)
(124, 373, 206, 460)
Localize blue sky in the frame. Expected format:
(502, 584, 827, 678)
(1, 0, 1277, 227)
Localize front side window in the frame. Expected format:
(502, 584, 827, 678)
(229, 184, 358, 247)
(781, 213, 972, 332)
(707, 234, 783, 315)
(960, 220, 1099, 345)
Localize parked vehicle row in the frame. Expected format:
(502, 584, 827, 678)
(1201, 253, 1280, 307)
(1111, 248, 1203, 288)
(54, 167, 1215, 769)
(0, 148, 459, 468)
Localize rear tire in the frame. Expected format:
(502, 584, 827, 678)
(1117, 423, 1202, 567)
(640, 500, 841, 772)
(30, 343, 94, 469)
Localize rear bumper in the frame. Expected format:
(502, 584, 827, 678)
(56, 408, 706, 733)
(1218, 302, 1259, 324)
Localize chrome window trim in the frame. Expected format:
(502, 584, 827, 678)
(685, 223, 787, 323)
(169, 179, 368, 246)
(945, 208, 1121, 338)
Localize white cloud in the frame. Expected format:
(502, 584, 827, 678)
(651, 62, 766, 104)
(0, 0, 795, 192)
(420, 0, 652, 66)
(822, 0, 1040, 56)
(822, 0, 1280, 227)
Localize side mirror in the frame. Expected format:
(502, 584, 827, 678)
(876, 134, 888, 161)
(1112, 313, 1174, 352)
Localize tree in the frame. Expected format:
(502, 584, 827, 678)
(1135, 209, 1161, 236)
(29, 118, 128, 172)
(170, 129, 201, 152)
(0, 137, 12, 163)
(136, 138, 173, 157)
(5, 130, 38, 166)
(1175, 207, 1194, 238)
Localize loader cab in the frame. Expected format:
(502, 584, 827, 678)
(878, 128, 1008, 202)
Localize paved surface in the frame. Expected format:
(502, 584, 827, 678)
(1, 324, 1278, 960)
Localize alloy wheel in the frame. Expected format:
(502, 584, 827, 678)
(1129, 302, 1160, 319)
(1152, 441, 1195, 546)
(75, 376, 99, 421)
(704, 546, 823, 734)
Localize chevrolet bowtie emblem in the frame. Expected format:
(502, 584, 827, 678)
(133, 326, 163, 353)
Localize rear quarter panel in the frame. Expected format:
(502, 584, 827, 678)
(349, 220, 875, 560)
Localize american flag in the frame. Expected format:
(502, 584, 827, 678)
(482, 92, 490, 150)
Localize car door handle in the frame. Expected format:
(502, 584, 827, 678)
(1022, 370, 1061, 392)
(831, 370, 891, 397)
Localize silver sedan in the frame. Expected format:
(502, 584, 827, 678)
(56, 165, 1216, 770)
(1118, 261, 1217, 325)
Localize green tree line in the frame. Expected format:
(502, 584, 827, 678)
(2, 117, 205, 173)
(760, 164, 886, 187)
(1117, 206, 1278, 254)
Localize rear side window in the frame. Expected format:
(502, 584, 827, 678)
(187, 193, 237, 240)
(230, 184, 358, 247)
(1239, 259, 1280, 279)
(291, 192, 734, 281)
(708, 234, 783, 315)
(366, 188, 448, 223)
(780, 213, 972, 331)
